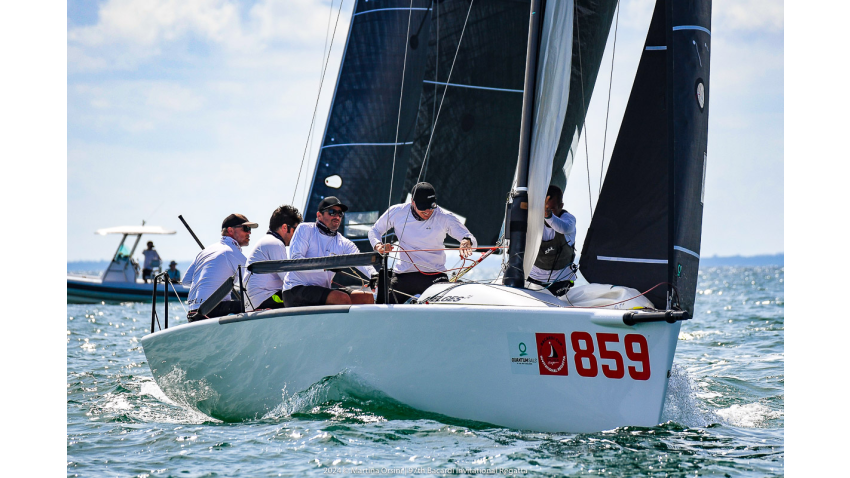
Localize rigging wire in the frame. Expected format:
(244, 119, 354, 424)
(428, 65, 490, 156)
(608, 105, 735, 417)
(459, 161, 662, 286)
(291, 0, 347, 204)
(599, 0, 620, 195)
(302, 0, 339, 209)
(387, 0, 416, 213)
(385, 0, 475, 269)
(416, 0, 475, 184)
(574, 1, 594, 218)
(423, 0, 440, 181)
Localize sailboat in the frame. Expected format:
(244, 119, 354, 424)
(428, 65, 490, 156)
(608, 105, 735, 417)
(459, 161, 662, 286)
(142, 0, 710, 433)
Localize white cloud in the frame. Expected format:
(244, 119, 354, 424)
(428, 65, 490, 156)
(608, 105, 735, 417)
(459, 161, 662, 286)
(68, 0, 342, 72)
(715, 0, 783, 33)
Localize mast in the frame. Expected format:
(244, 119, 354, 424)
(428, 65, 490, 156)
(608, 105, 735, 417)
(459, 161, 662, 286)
(504, 0, 545, 289)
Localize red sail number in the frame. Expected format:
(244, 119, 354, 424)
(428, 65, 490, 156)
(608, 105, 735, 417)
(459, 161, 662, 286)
(624, 334, 651, 380)
(571, 332, 598, 377)
(595, 333, 625, 379)
(556, 332, 651, 380)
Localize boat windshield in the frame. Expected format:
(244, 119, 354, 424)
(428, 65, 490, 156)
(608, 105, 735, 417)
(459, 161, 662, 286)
(115, 244, 131, 261)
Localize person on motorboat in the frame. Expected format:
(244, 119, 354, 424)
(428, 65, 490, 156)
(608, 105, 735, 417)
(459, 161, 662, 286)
(527, 185, 577, 296)
(368, 182, 477, 303)
(244, 205, 303, 311)
(166, 261, 181, 282)
(282, 197, 376, 307)
(141, 241, 163, 283)
(182, 213, 258, 321)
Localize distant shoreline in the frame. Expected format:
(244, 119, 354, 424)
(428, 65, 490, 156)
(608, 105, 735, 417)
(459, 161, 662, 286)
(68, 253, 784, 273)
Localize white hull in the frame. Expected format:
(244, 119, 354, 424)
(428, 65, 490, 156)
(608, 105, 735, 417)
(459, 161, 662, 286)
(142, 289, 681, 432)
(67, 275, 189, 304)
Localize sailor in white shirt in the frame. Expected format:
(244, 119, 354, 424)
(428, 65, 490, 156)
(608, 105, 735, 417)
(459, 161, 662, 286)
(527, 185, 577, 296)
(368, 182, 477, 303)
(141, 241, 162, 283)
(182, 213, 258, 321)
(244, 205, 302, 311)
(282, 197, 376, 307)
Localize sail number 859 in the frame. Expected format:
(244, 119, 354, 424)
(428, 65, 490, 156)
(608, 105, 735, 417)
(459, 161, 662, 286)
(571, 332, 650, 380)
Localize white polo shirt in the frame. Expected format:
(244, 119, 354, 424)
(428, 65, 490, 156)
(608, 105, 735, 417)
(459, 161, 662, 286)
(244, 232, 288, 310)
(368, 203, 477, 274)
(283, 222, 377, 290)
(529, 210, 577, 282)
(182, 236, 247, 310)
(142, 249, 161, 269)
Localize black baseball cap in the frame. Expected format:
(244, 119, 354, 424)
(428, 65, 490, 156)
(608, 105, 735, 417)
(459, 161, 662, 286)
(317, 196, 349, 213)
(221, 213, 259, 229)
(411, 182, 437, 210)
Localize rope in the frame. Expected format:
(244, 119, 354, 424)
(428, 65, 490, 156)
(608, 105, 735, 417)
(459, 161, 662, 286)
(387, 0, 416, 212)
(574, 2, 593, 217)
(599, 0, 620, 195)
(168, 280, 188, 315)
(560, 282, 675, 309)
(291, 0, 346, 204)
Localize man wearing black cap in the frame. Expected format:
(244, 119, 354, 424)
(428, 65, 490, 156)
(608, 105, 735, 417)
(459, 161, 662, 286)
(182, 213, 259, 321)
(368, 182, 476, 303)
(282, 197, 377, 307)
(141, 241, 162, 283)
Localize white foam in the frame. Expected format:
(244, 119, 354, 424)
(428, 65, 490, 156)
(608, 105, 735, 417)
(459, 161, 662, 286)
(717, 403, 782, 428)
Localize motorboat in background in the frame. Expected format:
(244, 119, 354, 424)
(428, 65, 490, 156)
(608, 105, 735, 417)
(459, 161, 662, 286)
(67, 225, 189, 303)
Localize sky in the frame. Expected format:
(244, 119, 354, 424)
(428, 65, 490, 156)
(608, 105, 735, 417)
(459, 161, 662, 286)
(65, 0, 783, 262)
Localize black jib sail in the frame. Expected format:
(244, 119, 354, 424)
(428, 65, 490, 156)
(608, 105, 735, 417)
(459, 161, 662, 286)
(579, 0, 711, 314)
(402, 0, 532, 247)
(305, 0, 433, 248)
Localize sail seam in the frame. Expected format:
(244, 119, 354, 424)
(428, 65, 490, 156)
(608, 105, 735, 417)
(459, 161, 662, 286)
(321, 141, 413, 149)
(422, 80, 523, 93)
(672, 25, 711, 35)
(597, 256, 668, 264)
(673, 245, 700, 259)
(354, 7, 430, 16)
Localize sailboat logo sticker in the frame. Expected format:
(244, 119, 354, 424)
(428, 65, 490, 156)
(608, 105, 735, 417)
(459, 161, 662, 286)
(536, 333, 568, 376)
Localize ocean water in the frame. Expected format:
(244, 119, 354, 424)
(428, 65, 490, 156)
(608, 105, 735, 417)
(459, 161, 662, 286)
(67, 266, 784, 477)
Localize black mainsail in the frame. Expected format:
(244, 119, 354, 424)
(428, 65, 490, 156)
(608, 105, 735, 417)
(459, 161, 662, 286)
(305, 0, 433, 246)
(402, 0, 531, 247)
(579, 0, 711, 314)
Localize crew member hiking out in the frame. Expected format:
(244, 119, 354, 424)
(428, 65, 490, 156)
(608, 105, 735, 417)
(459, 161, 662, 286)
(368, 182, 477, 303)
(282, 197, 376, 307)
(182, 213, 258, 321)
(527, 185, 577, 296)
(244, 205, 302, 311)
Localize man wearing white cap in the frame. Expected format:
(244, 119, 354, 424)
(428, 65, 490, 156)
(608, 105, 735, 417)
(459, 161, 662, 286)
(183, 213, 258, 321)
(368, 182, 476, 303)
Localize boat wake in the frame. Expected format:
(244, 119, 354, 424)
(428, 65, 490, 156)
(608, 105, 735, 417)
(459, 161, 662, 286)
(262, 371, 495, 429)
(661, 365, 720, 427)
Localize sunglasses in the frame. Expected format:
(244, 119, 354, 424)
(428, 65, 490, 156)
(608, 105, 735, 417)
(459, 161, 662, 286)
(240, 225, 253, 232)
(323, 208, 345, 217)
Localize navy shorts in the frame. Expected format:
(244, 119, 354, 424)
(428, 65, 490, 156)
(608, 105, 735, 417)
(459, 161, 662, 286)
(282, 285, 351, 308)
